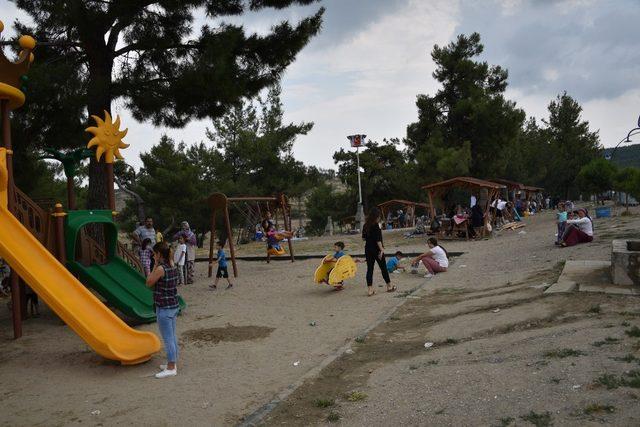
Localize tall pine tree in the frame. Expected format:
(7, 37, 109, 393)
(405, 33, 525, 182)
(11, 0, 324, 208)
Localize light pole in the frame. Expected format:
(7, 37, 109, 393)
(347, 134, 366, 231)
(607, 114, 640, 162)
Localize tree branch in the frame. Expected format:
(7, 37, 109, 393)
(113, 41, 203, 57)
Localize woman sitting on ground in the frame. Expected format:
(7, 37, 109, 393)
(411, 237, 449, 278)
(558, 208, 593, 247)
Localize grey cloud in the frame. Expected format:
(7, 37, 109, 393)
(455, 0, 640, 100)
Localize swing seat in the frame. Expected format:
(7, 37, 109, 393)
(267, 246, 286, 256)
(314, 255, 357, 286)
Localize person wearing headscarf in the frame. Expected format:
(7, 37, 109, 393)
(173, 221, 197, 284)
(559, 208, 593, 247)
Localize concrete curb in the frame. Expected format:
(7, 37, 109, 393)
(237, 280, 431, 427)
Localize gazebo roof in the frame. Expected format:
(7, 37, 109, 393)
(490, 178, 525, 190)
(422, 176, 506, 191)
(523, 185, 544, 192)
(378, 199, 429, 208)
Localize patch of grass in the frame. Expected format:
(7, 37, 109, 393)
(619, 311, 640, 317)
(434, 408, 445, 415)
(326, 412, 340, 423)
(345, 391, 367, 402)
(543, 348, 586, 359)
(584, 403, 615, 415)
(496, 416, 514, 426)
(427, 360, 439, 365)
(550, 377, 561, 384)
(622, 321, 631, 327)
(444, 338, 459, 344)
(611, 354, 639, 363)
(596, 373, 622, 389)
(409, 364, 419, 371)
(389, 315, 400, 321)
(313, 398, 335, 408)
(593, 337, 620, 347)
(624, 370, 640, 388)
(354, 335, 365, 343)
(519, 410, 552, 427)
(587, 304, 601, 314)
(625, 326, 640, 337)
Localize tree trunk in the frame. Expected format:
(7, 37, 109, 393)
(85, 58, 114, 210)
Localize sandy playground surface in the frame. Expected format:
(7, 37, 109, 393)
(2, 206, 640, 426)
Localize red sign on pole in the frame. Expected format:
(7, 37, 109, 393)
(347, 134, 366, 148)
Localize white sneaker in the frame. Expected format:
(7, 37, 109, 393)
(423, 273, 433, 279)
(155, 368, 177, 379)
(393, 270, 401, 274)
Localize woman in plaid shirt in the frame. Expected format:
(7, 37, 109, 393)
(146, 242, 181, 379)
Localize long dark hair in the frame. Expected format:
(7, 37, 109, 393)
(428, 237, 448, 257)
(152, 242, 172, 265)
(364, 207, 381, 233)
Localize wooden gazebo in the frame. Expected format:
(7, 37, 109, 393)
(377, 199, 429, 228)
(490, 178, 525, 202)
(523, 185, 544, 201)
(422, 177, 506, 220)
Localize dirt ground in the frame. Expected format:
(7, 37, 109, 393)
(0, 230, 424, 426)
(2, 206, 639, 427)
(263, 206, 640, 426)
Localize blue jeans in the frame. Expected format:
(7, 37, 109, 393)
(156, 307, 179, 363)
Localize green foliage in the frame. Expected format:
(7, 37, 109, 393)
(305, 183, 354, 235)
(583, 403, 615, 415)
(625, 326, 640, 337)
(333, 138, 422, 211)
(577, 158, 617, 199)
(543, 92, 602, 198)
(613, 167, 640, 209)
(345, 391, 367, 402)
(405, 32, 525, 182)
(313, 398, 335, 408)
(13, 0, 324, 208)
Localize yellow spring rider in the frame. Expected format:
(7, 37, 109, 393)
(314, 254, 358, 288)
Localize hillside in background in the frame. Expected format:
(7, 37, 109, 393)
(604, 143, 640, 168)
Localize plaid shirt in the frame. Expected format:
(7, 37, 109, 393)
(139, 248, 152, 275)
(153, 263, 180, 309)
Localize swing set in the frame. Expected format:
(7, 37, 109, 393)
(207, 192, 295, 278)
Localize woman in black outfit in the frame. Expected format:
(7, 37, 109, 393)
(362, 207, 396, 296)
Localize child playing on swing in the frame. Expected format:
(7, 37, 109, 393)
(262, 220, 293, 256)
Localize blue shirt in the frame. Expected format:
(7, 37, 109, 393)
(217, 249, 228, 268)
(334, 250, 345, 260)
(386, 256, 399, 272)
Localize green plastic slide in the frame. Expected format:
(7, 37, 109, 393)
(65, 210, 184, 323)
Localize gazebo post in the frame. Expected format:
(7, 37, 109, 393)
(207, 209, 216, 278)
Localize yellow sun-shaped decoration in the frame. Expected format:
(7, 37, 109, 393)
(86, 111, 129, 163)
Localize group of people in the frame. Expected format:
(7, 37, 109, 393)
(363, 207, 449, 296)
(555, 203, 594, 247)
(132, 218, 197, 286)
(385, 209, 412, 229)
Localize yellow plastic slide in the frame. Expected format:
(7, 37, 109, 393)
(0, 150, 160, 364)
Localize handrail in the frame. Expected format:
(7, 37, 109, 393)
(13, 186, 54, 252)
(81, 233, 143, 275)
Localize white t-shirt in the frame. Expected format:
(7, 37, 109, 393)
(431, 246, 449, 268)
(173, 243, 187, 266)
(470, 196, 477, 207)
(497, 200, 507, 211)
(567, 217, 593, 236)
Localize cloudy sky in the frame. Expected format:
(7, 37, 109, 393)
(2, 0, 639, 170)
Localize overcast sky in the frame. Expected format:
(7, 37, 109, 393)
(2, 0, 639, 170)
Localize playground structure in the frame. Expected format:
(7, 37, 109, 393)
(377, 199, 430, 228)
(0, 24, 171, 364)
(314, 255, 358, 287)
(207, 192, 295, 278)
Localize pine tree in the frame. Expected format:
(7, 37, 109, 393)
(12, 0, 324, 208)
(405, 32, 525, 182)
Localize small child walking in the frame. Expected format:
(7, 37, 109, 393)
(173, 235, 187, 285)
(209, 241, 233, 290)
(139, 238, 153, 277)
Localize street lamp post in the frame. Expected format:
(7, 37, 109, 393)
(347, 134, 366, 232)
(607, 115, 640, 162)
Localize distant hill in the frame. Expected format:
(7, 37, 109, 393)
(604, 143, 640, 168)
